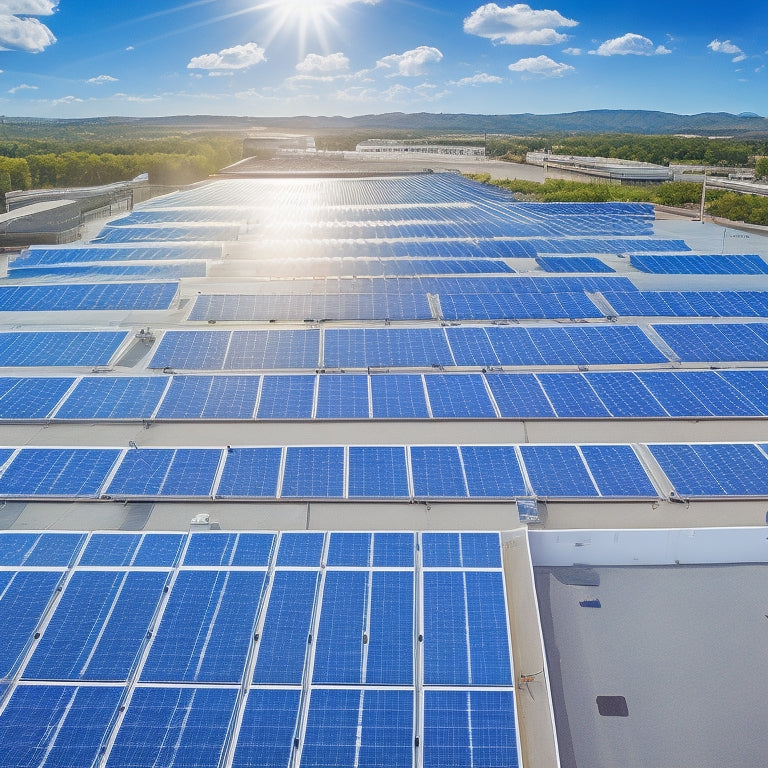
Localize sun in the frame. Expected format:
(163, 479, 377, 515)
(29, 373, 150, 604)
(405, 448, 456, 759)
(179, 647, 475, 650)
(254, 0, 344, 55)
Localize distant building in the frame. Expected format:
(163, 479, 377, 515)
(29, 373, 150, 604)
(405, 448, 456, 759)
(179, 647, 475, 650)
(356, 139, 485, 157)
(527, 151, 672, 185)
(242, 134, 316, 159)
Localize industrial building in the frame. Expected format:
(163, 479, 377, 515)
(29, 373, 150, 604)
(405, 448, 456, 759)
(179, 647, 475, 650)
(527, 151, 672, 185)
(0, 167, 767, 768)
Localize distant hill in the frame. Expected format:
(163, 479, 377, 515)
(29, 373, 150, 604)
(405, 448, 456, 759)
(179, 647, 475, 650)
(3, 110, 767, 136)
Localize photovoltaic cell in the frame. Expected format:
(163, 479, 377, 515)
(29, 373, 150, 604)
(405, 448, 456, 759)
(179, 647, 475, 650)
(0, 377, 75, 419)
(105, 687, 237, 768)
(0, 331, 128, 368)
(461, 446, 527, 498)
(484, 373, 555, 418)
(580, 445, 657, 497)
(327, 532, 372, 566)
(281, 447, 345, 498)
(216, 447, 283, 498)
(149, 330, 230, 369)
(225, 329, 320, 369)
(78, 533, 140, 566)
(257, 375, 315, 419)
(132, 533, 185, 567)
(519, 445, 598, 497)
(54, 377, 168, 420)
(583, 372, 666, 417)
(370, 374, 429, 418)
(372, 532, 415, 567)
(316, 374, 369, 418)
(347, 446, 410, 498)
(276, 531, 325, 567)
(424, 374, 496, 418)
(0, 532, 85, 567)
(410, 446, 467, 498)
(155, 375, 259, 419)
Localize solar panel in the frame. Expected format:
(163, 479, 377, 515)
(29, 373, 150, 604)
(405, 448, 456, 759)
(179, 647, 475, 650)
(155, 375, 259, 419)
(422, 532, 502, 568)
(424, 374, 496, 418)
(445, 327, 499, 366)
(326, 532, 372, 566)
(484, 373, 555, 417)
(372, 532, 415, 567)
(370, 374, 429, 418)
(519, 445, 599, 497)
(231, 689, 301, 768)
(149, 330, 230, 370)
(276, 531, 325, 566)
(0, 448, 119, 498)
(323, 328, 453, 368)
(579, 444, 657, 497)
(23, 570, 168, 681)
(410, 446, 467, 498)
(78, 532, 140, 566)
(630, 253, 768, 274)
(0, 331, 128, 367)
(257, 375, 315, 419)
(536, 256, 615, 273)
(347, 446, 410, 498)
(0, 377, 75, 419)
(461, 446, 528, 497)
(105, 687, 237, 768)
(54, 376, 168, 420)
(649, 443, 768, 496)
(0, 684, 123, 768)
(0, 532, 86, 567)
(132, 533, 186, 567)
(216, 447, 283, 498)
(536, 373, 611, 417)
(0, 282, 178, 312)
(718, 370, 768, 415)
(281, 447, 345, 498)
(140, 570, 266, 682)
(225, 329, 320, 369)
(316, 374, 369, 418)
(583, 372, 667, 417)
(253, 570, 319, 684)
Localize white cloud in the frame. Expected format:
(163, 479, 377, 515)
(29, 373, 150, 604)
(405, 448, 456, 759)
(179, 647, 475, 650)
(0, 1, 58, 14)
(187, 42, 266, 71)
(452, 72, 503, 86)
(125, 45, 134, 51)
(7, 82, 36, 93)
(208, 71, 234, 77)
(562, 47, 581, 55)
(464, 3, 577, 46)
(0, 14, 55, 52)
(296, 52, 349, 73)
(591, 33, 671, 56)
(708, 39, 746, 62)
(508, 54, 574, 76)
(334, 81, 447, 103)
(376, 46, 443, 76)
(50, 95, 83, 105)
(87, 74, 118, 84)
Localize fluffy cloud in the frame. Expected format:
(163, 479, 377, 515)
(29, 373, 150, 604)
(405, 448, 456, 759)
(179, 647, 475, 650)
(8, 82, 36, 93)
(187, 42, 266, 71)
(508, 54, 574, 76)
(335, 81, 447, 103)
(708, 39, 746, 62)
(87, 74, 118, 84)
(562, 47, 581, 55)
(453, 72, 503, 86)
(591, 33, 671, 56)
(296, 52, 349, 73)
(0, 1, 58, 14)
(0, 14, 55, 52)
(376, 46, 442, 76)
(464, 3, 577, 46)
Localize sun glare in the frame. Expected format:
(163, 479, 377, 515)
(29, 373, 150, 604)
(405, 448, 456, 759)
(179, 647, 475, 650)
(254, 0, 343, 55)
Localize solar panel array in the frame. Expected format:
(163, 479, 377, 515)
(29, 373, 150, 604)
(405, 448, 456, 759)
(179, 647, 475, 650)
(5, 368, 768, 421)
(0, 531, 519, 768)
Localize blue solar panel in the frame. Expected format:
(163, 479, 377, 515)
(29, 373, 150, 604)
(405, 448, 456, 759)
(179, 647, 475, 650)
(445, 327, 499, 366)
(0, 282, 178, 312)
(253, 570, 318, 684)
(155, 375, 259, 419)
(348, 446, 410, 498)
(323, 328, 453, 368)
(0, 331, 128, 367)
(0, 377, 75, 419)
(0, 571, 61, 678)
(232, 689, 301, 768)
(638, 371, 718, 416)
(536, 373, 611, 417)
(630, 253, 768, 274)
(225, 329, 320, 369)
(670, 371, 762, 416)
(422, 532, 502, 568)
(79, 533, 140, 566)
(584, 372, 667, 417)
(366, 571, 414, 684)
(0, 684, 123, 768)
(718, 370, 768, 415)
(316, 374, 369, 418)
(372, 532, 415, 567)
(327, 532, 372, 566)
(301, 689, 414, 768)
(650, 443, 768, 496)
(55, 376, 168, 420)
(216, 447, 283, 498)
(425, 374, 496, 418)
(370, 374, 429, 418)
(461, 446, 527, 497)
(536, 256, 615, 273)
(0, 532, 85, 567)
(106, 448, 221, 497)
(423, 690, 519, 768)
(465, 571, 513, 684)
(257, 375, 315, 419)
(230, 533, 277, 566)
(276, 531, 325, 566)
(132, 533, 185, 567)
(410, 446, 467, 498)
(654, 323, 768, 362)
(141, 570, 266, 682)
(281, 447, 345, 498)
(519, 445, 599, 497)
(183, 532, 274, 566)
(0, 449, 119, 497)
(13, 244, 220, 265)
(150, 330, 230, 369)
(484, 373, 555, 417)
(95, 222, 239, 242)
(105, 687, 237, 768)
(580, 444, 657, 497)
(24, 570, 167, 681)
(313, 570, 367, 683)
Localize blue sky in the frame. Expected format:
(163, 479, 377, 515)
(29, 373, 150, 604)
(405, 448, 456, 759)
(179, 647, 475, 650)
(0, 0, 765, 118)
